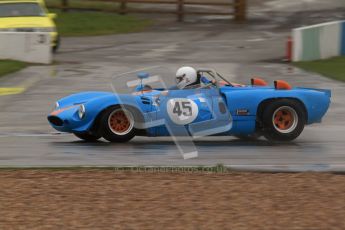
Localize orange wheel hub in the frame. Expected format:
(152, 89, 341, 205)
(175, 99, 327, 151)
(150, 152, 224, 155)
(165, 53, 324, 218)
(109, 110, 130, 134)
(274, 109, 294, 130)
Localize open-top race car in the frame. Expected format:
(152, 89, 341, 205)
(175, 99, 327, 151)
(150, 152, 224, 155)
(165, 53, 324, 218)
(48, 67, 331, 142)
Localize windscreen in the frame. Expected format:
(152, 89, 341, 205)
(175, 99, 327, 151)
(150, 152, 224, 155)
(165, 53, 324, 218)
(0, 3, 45, 17)
(110, 67, 232, 159)
(111, 66, 177, 94)
(111, 66, 199, 159)
(110, 66, 222, 94)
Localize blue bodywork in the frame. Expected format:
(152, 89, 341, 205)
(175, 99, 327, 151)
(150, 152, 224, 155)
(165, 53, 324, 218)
(48, 83, 331, 137)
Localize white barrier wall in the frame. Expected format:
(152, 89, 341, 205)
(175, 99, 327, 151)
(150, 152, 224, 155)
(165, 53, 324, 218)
(0, 32, 52, 64)
(293, 21, 345, 62)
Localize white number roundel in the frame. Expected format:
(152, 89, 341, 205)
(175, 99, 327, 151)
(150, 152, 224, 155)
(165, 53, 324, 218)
(167, 98, 199, 125)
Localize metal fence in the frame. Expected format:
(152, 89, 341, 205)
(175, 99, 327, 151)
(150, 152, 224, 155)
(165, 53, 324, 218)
(56, 0, 246, 22)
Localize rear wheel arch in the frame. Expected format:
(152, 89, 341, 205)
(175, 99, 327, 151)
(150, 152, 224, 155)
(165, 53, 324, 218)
(256, 98, 308, 124)
(258, 98, 307, 141)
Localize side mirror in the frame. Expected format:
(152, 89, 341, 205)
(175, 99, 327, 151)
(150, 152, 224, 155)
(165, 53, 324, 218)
(137, 72, 149, 79)
(137, 72, 150, 92)
(48, 13, 57, 19)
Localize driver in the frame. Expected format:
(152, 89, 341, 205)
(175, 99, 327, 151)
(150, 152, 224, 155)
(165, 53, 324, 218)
(175, 66, 198, 89)
(175, 66, 213, 89)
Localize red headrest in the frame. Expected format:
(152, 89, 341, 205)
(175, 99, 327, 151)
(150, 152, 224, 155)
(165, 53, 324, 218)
(251, 77, 268, 86)
(274, 80, 292, 90)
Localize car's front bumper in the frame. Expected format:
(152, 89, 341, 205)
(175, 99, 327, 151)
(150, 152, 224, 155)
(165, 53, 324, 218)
(47, 106, 93, 133)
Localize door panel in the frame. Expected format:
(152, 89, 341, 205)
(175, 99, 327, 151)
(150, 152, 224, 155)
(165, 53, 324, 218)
(152, 88, 232, 137)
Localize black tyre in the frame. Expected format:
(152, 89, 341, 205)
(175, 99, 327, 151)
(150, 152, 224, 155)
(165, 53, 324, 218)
(234, 132, 261, 141)
(262, 99, 306, 142)
(74, 132, 101, 142)
(52, 35, 60, 53)
(100, 106, 136, 143)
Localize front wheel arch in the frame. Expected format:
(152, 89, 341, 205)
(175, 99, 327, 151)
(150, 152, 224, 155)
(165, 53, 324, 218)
(89, 104, 144, 140)
(91, 104, 145, 132)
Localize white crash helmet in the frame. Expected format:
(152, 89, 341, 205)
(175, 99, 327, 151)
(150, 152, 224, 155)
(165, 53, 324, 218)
(175, 66, 197, 89)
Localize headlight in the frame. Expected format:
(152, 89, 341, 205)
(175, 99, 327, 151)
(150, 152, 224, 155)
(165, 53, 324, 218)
(78, 105, 86, 119)
(54, 102, 60, 111)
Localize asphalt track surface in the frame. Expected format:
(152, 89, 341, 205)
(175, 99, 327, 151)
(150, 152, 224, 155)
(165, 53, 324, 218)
(1, 6, 345, 170)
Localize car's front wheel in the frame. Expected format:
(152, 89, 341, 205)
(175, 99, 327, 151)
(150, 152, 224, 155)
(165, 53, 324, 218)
(100, 106, 136, 143)
(262, 99, 306, 142)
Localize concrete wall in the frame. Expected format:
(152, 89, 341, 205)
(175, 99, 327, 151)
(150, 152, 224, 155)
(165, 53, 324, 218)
(293, 21, 345, 62)
(0, 32, 52, 64)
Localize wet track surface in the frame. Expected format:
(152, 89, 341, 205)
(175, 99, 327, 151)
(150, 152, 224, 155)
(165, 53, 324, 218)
(1, 5, 345, 170)
(0, 128, 345, 171)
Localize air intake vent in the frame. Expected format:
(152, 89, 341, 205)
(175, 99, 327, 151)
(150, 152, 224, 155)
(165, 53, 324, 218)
(47, 116, 64, 126)
(141, 97, 151, 105)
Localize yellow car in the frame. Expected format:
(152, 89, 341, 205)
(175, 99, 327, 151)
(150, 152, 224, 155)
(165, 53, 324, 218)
(0, 0, 59, 52)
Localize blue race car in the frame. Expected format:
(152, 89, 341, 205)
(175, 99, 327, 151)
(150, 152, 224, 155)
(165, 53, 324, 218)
(47, 67, 331, 142)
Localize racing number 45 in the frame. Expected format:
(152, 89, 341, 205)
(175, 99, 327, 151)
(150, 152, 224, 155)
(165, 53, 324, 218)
(173, 101, 192, 116)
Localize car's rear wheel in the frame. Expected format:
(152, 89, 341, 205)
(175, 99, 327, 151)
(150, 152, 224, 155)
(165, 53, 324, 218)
(262, 99, 306, 142)
(100, 106, 136, 143)
(74, 132, 101, 142)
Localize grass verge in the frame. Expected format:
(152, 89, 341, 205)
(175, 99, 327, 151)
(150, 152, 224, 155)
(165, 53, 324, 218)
(52, 10, 151, 36)
(0, 60, 27, 78)
(294, 57, 345, 82)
